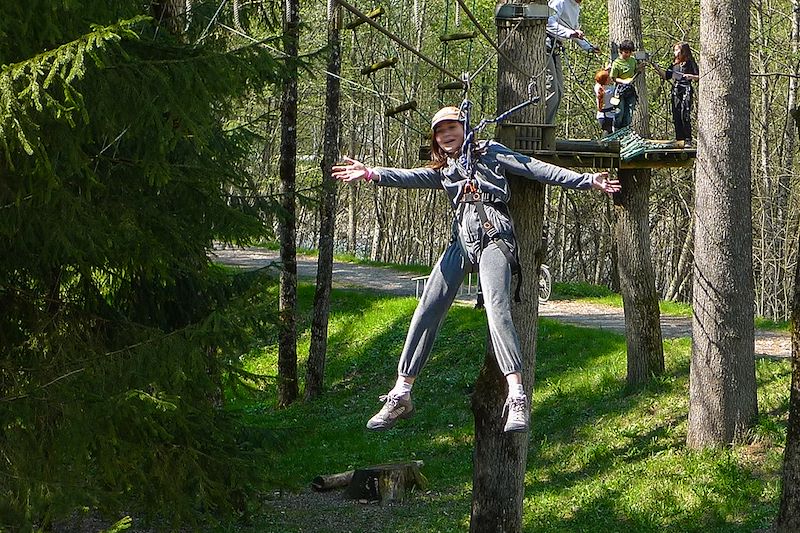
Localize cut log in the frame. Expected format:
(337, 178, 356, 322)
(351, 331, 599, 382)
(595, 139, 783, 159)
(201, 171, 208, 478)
(385, 100, 417, 117)
(360, 57, 398, 75)
(311, 470, 354, 491)
(345, 6, 385, 30)
(342, 461, 426, 503)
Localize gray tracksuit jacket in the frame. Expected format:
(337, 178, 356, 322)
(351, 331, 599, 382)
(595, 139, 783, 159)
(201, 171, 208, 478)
(373, 140, 596, 377)
(376, 140, 595, 264)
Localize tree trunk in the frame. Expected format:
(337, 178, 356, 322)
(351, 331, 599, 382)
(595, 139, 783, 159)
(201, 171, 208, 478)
(785, 0, 799, 170)
(555, 189, 566, 278)
(776, 225, 800, 531)
(469, 11, 545, 533)
(608, 0, 664, 385)
(775, 68, 800, 533)
(277, 0, 300, 407)
(665, 220, 693, 302)
(614, 170, 664, 382)
(346, 39, 358, 255)
(687, 0, 758, 447)
(306, 1, 341, 401)
(151, 0, 188, 36)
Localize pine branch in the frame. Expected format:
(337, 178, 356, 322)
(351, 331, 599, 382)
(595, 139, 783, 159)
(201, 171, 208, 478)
(0, 17, 147, 162)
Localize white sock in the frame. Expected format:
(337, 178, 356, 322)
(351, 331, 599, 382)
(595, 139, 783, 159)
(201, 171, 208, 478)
(390, 377, 413, 397)
(509, 383, 525, 398)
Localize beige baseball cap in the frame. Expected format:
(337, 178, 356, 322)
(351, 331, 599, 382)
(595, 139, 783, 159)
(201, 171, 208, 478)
(430, 106, 462, 131)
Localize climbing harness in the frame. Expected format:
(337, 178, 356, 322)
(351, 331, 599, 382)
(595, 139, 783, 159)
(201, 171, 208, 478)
(453, 164, 524, 306)
(449, 79, 542, 305)
(458, 77, 540, 174)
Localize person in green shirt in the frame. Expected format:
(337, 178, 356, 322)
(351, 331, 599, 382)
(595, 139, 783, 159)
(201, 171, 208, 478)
(609, 40, 642, 130)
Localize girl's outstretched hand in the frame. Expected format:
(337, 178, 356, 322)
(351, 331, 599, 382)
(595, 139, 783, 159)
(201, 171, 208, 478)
(591, 172, 621, 194)
(332, 157, 375, 183)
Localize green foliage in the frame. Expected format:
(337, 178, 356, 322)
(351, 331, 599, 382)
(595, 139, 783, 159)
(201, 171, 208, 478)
(331, 253, 433, 275)
(253, 242, 435, 275)
(237, 288, 789, 532)
(552, 281, 616, 299)
(755, 317, 790, 332)
(0, 1, 288, 528)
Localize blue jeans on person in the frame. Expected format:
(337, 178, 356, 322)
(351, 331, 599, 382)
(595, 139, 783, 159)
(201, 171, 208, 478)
(614, 85, 637, 130)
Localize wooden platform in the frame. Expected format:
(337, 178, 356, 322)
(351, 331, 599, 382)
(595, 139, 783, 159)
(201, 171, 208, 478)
(418, 139, 697, 170)
(529, 139, 697, 170)
(496, 124, 696, 169)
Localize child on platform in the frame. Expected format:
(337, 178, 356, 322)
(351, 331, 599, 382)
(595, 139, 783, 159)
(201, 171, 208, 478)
(332, 106, 620, 433)
(650, 42, 699, 147)
(610, 40, 642, 130)
(594, 68, 616, 135)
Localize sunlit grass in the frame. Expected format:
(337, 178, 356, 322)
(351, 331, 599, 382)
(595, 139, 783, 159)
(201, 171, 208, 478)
(226, 282, 791, 532)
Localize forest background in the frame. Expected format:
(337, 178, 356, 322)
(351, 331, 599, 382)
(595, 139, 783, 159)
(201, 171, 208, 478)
(1, 0, 798, 530)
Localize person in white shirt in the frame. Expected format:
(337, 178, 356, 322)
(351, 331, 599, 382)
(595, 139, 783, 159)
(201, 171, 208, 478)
(593, 68, 615, 135)
(545, 0, 599, 124)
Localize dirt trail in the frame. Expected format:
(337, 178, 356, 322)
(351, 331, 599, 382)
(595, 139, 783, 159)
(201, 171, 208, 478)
(211, 247, 791, 359)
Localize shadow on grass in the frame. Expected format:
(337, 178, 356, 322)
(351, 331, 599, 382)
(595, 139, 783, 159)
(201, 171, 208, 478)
(235, 286, 785, 533)
(525, 321, 781, 533)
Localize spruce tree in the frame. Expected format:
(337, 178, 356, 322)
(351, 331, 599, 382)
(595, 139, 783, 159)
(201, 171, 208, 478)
(0, 1, 286, 527)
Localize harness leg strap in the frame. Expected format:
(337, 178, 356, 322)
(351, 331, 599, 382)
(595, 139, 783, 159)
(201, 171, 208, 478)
(474, 202, 523, 303)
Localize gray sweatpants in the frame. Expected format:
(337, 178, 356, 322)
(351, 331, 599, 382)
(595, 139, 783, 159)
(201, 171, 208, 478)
(397, 240, 522, 378)
(545, 51, 564, 125)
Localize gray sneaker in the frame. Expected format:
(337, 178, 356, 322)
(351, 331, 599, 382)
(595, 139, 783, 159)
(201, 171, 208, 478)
(366, 393, 415, 430)
(503, 395, 529, 433)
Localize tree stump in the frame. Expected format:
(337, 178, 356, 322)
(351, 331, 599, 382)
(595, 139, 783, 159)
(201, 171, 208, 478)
(341, 461, 426, 503)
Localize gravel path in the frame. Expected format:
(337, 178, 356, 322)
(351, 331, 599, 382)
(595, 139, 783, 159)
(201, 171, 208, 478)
(210, 246, 791, 359)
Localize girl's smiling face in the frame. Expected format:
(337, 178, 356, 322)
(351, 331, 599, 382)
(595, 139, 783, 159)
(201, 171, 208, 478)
(434, 120, 464, 155)
(673, 44, 682, 57)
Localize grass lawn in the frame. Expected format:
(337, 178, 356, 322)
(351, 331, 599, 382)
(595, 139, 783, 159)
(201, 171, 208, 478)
(226, 282, 791, 532)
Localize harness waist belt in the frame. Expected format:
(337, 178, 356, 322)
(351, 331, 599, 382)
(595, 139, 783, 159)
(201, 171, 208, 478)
(460, 192, 502, 204)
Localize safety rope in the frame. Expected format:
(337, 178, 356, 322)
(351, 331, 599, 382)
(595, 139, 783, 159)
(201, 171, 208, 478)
(194, 0, 228, 45)
(466, 0, 476, 72)
(457, 78, 540, 174)
(437, 0, 452, 104)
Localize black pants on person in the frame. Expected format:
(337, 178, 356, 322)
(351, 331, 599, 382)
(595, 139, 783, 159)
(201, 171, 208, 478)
(672, 84, 693, 141)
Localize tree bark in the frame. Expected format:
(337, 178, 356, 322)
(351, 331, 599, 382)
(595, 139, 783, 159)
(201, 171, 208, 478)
(608, 0, 664, 385)
(776, 225, 800, 531)
(775, 66, 800, 533)
(277, 0, 300, 407)
(469, 12, 545, 533)
(306, 1, 341, 401)
(687, 0, 758, 447)
(665, 220, 693, 302)
(785, 0, 799, 168)
(343, 462, 427, 503)
(311, 470, 354, 491)
(151, 0, 188, 36)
